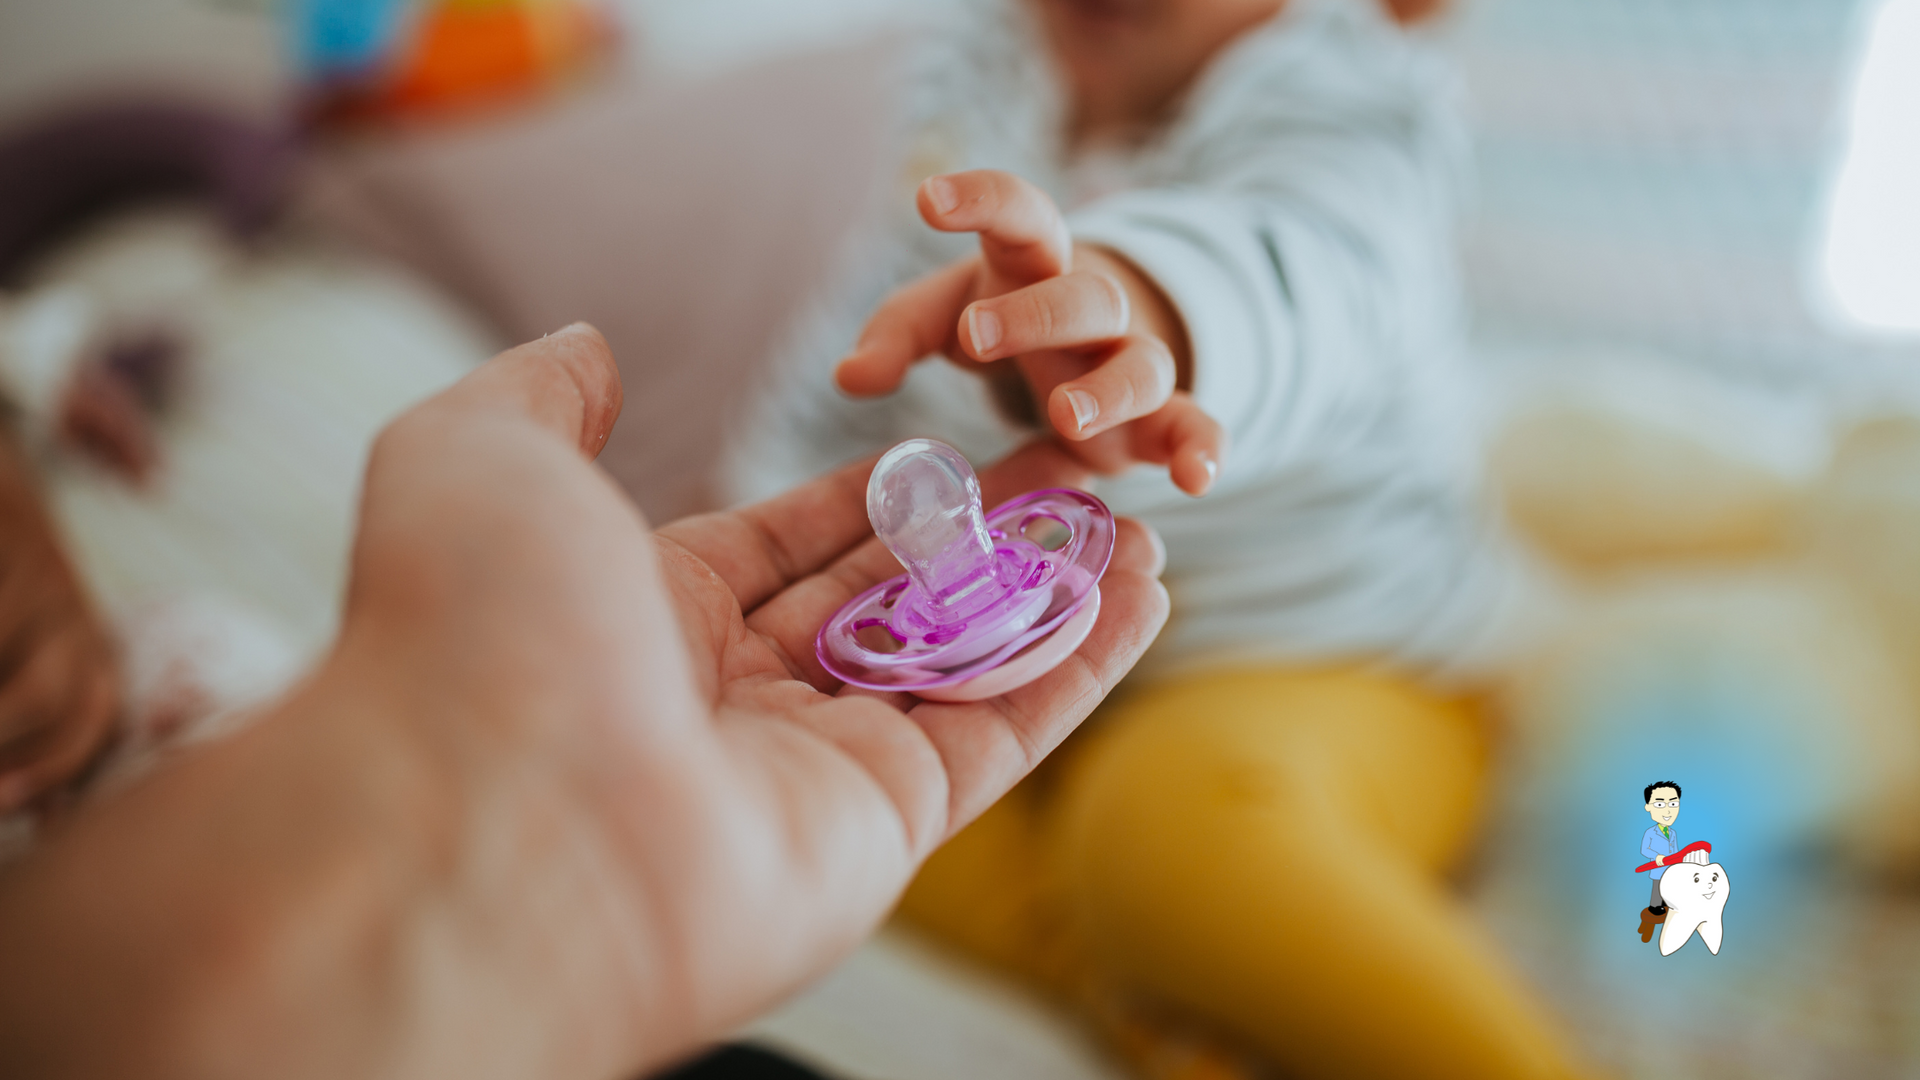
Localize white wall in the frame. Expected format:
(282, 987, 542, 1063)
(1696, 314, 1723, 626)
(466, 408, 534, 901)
(0, 0, 284, 125)
(617, 0, 954, 78)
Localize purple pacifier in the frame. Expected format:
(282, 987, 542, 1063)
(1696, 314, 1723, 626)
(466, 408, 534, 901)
(817, 438, 1115, 702)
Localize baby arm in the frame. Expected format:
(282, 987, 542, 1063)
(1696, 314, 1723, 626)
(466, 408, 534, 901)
(835, 170, 1225, 496)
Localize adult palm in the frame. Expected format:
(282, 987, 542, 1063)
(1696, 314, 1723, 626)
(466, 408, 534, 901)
(0, 324, 1168, 1080)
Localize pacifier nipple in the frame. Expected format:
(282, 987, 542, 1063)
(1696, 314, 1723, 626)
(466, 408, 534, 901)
(868, 439, 996, 620)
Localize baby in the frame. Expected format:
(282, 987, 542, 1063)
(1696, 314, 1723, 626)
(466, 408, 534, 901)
(727, 1, 1583, 1077)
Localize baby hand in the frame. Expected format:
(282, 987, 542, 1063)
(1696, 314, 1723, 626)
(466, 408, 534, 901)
(834, 170, 1225, 496)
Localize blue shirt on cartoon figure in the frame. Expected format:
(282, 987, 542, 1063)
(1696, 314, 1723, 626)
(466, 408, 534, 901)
(1641, 781, 1683, 921)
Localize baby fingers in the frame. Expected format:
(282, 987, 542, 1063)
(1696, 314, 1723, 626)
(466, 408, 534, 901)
(959, 271, 1130, 362)
(835, 259, 979, 397)
(1126, 393, 1227, 496)
(918, 170, 1071, 286)
(1044, 334, 1177, 441)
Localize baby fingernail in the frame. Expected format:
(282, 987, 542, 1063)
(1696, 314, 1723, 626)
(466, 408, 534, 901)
(969, 308, 1002, 354)
(926, 177, 959, 214)
(1065, 388, 1098, 431)
(1203, 457, 1218, 482)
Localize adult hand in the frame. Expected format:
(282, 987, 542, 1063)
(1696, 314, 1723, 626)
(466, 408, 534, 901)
(0, 427, 120, 815)
(0, 324, 1168, 1079)
(834, 169, 1225, 495)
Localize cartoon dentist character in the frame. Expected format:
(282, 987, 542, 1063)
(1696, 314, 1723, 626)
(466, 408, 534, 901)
(1635, 780, 1730, 955)
(1638, 780, 1684, 940)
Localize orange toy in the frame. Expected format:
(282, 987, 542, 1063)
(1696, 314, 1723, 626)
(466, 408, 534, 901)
(309, 0, 615, 124)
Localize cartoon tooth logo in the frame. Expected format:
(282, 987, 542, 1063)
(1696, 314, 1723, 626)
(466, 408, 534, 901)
(1634, 781, 1730, 955)
(1656, 849, 1729, 956)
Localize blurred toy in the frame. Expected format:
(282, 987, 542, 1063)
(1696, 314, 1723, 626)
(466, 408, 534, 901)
(1486, 351, 1826, 567)
(1491, 355, 1920, 893)
(12, 206, 489, 727)
(818, 439, 1113, 703)
(1806, 414, 1920, 690)
(0, 103, 496, 842)
(1464, 359, 1920, 1080)
(293, 0, 618, 124)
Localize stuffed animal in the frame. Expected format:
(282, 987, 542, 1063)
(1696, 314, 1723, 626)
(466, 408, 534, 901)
(0, 103, 496, 843)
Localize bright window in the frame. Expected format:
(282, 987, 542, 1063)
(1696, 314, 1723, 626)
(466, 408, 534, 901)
(1819, 0, 1920, 335)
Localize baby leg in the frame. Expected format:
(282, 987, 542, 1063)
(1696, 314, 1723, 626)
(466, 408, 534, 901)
(895, 776, 1086, 995)
(1050, 669, 1586, 1080)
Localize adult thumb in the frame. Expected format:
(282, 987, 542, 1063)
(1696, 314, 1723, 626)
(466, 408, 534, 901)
(431, 323, 624, 460)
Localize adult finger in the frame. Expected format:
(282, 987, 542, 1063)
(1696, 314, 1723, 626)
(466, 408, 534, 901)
(918, 170, 1071, 286)
(834, 260, 978, 397)
(657, 453, 879, 615)
(423, 323, 623, 459)
(1043, 333, 1176, 440)
(0, 621, 120, 813)
(900, 516, 1168, 844)
(343, 324, 660, 678)
(958, 271, 1131, 363)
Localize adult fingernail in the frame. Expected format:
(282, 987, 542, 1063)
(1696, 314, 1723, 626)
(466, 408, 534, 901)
(969, 307, 1001, 354)
(1065, 388, 1098, 431)
(926, 176, 959, 215)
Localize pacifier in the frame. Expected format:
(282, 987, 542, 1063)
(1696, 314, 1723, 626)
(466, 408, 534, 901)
(816, 438, 1115, 702)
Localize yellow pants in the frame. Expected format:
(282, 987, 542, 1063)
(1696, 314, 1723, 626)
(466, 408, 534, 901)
(898, 668, 1587, 1080)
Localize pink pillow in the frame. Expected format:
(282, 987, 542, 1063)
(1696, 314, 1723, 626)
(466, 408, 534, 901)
(296, 39, 894, 520)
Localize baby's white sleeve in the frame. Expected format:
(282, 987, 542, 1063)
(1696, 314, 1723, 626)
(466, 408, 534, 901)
(1065, 0, 1466, 492)
(1070, 175, 1455, 492)
(1069, 192, 1298, 482)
